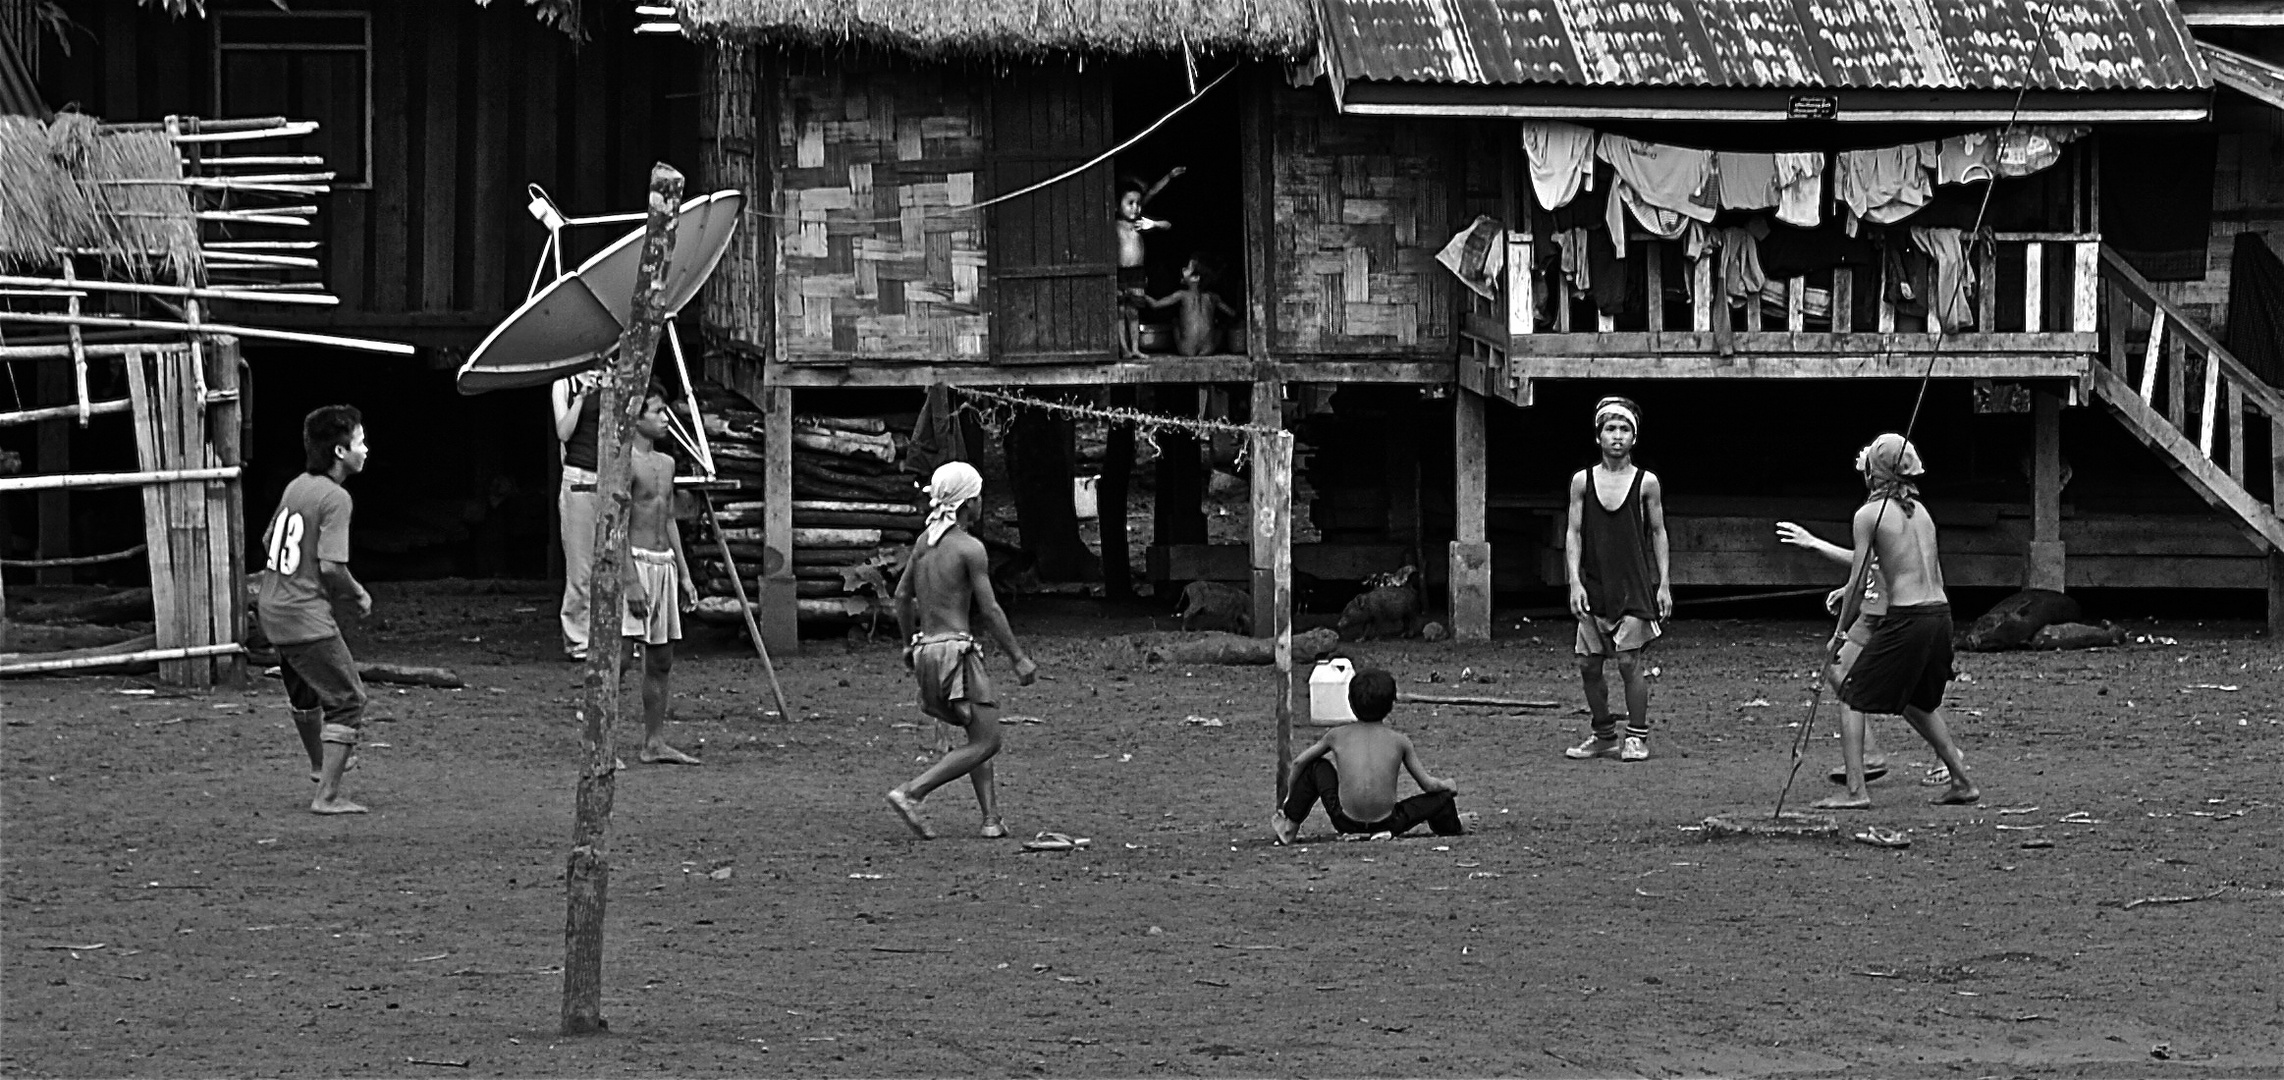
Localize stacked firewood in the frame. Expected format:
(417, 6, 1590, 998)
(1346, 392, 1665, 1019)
(678, 388, 924, 627)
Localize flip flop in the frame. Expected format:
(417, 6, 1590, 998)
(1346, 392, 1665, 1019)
(1853, 826, 1911, 849)
(1827, 764, 1891, 785)
(1022, 831, 1092, 852)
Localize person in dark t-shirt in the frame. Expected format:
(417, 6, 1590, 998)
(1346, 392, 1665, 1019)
(553, 371, 605, 660)
(257, 405, 374, 815)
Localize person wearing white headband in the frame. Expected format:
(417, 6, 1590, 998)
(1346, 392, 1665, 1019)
(1822, 434, 1980, 809)
(1564, 396, 1672, 764)
(886, 461, 1040, 840)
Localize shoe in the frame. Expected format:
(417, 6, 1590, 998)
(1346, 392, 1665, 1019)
(1565, 735, 1621, 760)
(1620, 736, 1650, 762)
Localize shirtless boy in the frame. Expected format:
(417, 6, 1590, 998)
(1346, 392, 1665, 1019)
(258, 405, 375, 815)
(886, 461, 1040, 840)
(620, 386, 701, 766)
(1115, 166, 1185, 358)
(1146, 254, 1237, 357)
(1774, 520, 1895, 787)
(1271, 668, 1471, 842)
(1817, 434, 1979, 808)
(1563, 397, 1672, 763)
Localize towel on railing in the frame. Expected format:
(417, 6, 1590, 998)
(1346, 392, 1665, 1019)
(1911, 228, 1974, 333)
(1434, 215, 1507, 301)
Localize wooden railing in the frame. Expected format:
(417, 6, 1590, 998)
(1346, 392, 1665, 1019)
(1488, 230, 2101, 338)
(2096, 245, 2284, 523)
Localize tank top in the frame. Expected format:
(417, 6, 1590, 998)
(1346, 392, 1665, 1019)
(1579, 466, 1660, 620)
(562, 390, 602, 470)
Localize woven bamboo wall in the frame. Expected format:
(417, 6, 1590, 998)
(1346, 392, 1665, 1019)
(1268, 86, 1453, 356)
(698, 43, 766, 355)
(775, 66, 988, 361)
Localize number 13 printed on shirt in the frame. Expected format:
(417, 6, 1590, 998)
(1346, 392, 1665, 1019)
(266, 512, 306, 575)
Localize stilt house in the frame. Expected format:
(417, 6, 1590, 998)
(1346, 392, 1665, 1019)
(679, 0, 2284, 647)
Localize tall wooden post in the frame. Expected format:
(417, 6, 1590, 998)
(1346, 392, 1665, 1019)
(2028, 387, 2066, 591)
(207, 337, 247, 687)
(1248, 373, 1284, 638)
(563, 162, 684, 1037)
(2271, 417, 2284, 639)
(759, 384, 799, 656)
(1450, 386, 1492, 640)
(1253, 426, 1294, 805)
(1100, 387, 1136, 601)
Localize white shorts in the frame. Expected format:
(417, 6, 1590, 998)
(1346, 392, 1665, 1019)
(620, 547, 683, 646)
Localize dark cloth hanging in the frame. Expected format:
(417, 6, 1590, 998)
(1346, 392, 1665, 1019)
(2225, 231, 2284, 389)
(903, 382, 968, 477)
(1586, 228, 1634, 316)
(2101, 131, 2218, 282)
(1757, 221, 1875, 281)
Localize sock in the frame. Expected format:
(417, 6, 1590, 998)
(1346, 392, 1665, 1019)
(1625, 721, 1650, 740)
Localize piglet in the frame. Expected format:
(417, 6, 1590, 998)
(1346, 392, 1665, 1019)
(1175, 580, 1253, 634)
(1336, 584, 1421, 641)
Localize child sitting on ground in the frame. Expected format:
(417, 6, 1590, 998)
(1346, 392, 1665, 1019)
(1147, 253, 1239, 357)
(1271, 668, 1473, 842)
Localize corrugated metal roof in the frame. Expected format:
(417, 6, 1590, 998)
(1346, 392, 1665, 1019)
(1316, 0, 2212, 92)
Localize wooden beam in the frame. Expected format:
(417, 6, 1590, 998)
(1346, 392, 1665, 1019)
(1449, 386, 1491, 641)
(2089, 363, 2284, 551)
(2029, 388, 2065, 591)
(1508, 350, 2092, 382)
(1248, 373, 1285, 639)
(762, 358, 1457, 388)
(759, 384, 799, 656)
(2201, 41, 2284, 111)
(2182, 1, 2284, 26)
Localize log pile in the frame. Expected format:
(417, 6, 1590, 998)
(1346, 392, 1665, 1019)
(681, 388, 923, 626)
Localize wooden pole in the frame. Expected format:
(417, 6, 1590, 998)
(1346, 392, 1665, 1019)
(1450, 386, 1492, 641)
(0, 642, 242, 677)
(562, 162, 684, 1038)
(698, 492, 793, 720)
(0, 466, 241, 493)
(0, 311, 413, 355)
(2029, 387, 2066, 591)
(2272, 417, 2284, 639)
(0, 399, 132, 426)
(1254, 428, 1295, 806)
(1248, 374, 1284, 639)
(34, 359, 71, 585)
(758, 385, 799, 656)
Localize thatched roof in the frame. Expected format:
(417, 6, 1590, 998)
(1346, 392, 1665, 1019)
(674, 0, 1316, 59)
(0, 113, 200, 282)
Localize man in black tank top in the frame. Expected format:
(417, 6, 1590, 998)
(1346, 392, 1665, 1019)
(1563, 397, 1672, 763)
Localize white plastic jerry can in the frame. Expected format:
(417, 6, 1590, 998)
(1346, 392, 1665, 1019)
(1309, 658, 1357, 724)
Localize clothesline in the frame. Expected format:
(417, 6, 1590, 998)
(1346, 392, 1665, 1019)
(947, 385, 1279, 438)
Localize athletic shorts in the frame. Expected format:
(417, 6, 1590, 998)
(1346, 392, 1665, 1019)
(1576, 614, 1661, 657)
(619, 547, 683, 646)
(278, 634, 366, 735)
(1840, 603, 1954, 715)
(911, 631, 996, 725)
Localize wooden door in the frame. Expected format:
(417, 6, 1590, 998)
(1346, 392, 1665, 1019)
(987, 67, 1115, 361)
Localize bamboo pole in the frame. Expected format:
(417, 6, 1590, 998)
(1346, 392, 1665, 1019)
(698, 492, 792, 720)
(0, 274, 339, 307)
(0, 399, 130, 426)
(0, 312, 413, 355)
(62, 262, 89, 425)
(0, 466, 239, 493)
(563, 162, 684, 1038)
(0, 543, 146, 568)
(204, 240, 321, 250)
(167, 123, 320, 143)
(0, 344, 178, 361)
(0, 643, 241, 677)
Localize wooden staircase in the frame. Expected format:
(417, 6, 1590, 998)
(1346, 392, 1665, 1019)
(2092, 245, 2284, 554)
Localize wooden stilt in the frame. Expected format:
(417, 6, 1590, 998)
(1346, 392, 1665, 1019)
(2272, 418, 2284, 639)
(1252, 426, 1295, 806)
(1100, 387, 1136, 601)
(1249, 374, 1285, 639)
(2029, 387, 2066, 591)
(564, 162, 684, 1039)
(1450, 386, 1492, 641)
(759, 385, 800, 657)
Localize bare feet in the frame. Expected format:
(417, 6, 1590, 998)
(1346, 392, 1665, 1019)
(1812, 793, 1873, 810)
(309, 752, 360, 783)
(980, 821, 1008, 839)
(1455, 811, 1481, 833)
(1268, 814, 1298, 845)
(640, 744, 702, 765)
(310, 796, 368, 815)
(886, 789, 935, 839)
(1930, 782, 1981, 806)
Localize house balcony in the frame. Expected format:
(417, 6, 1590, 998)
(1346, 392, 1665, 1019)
(1460, 231, 2104, 406)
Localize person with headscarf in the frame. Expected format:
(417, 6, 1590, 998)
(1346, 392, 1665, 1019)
(1822, 435, 1980, 809)
(1563, 396, 1672, 764)
(885, 461, 1040, 840)
(1774, 520, 1895, 788)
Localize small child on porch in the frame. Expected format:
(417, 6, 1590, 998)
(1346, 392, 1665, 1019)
(1147, 253, 1238, 357)
(1271, 669, 1474, 843)
(1115, 167, 1185, 358)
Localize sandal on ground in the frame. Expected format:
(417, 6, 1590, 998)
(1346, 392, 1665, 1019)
(1853, 826, 1911, 849)
(1022, 831, 1091, 852)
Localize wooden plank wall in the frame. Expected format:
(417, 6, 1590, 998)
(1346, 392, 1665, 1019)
(39, 0, 699, 340)
(773, 61, 989, 362)
(1268, 85, 1455, 357)
(2147, 92, 2284, 339)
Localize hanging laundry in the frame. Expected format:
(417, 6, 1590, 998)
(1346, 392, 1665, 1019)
(1556, 228, 1590, 293)
(1774, 152, 1824, 227)
(1994, 125, 2088, 177)
(1713, 152, 1780, 211)
(1935, 132, 1995, 185)
(1599, 135, 1716, 255)
(1717, 219, 1772, 308)
(1910, 227, 1974, 332)
(1837, 143, 1937, 228)
(1587, 228, 1633, 317)
(1520, 121, 1596, 211)
(1434, 215, 1507, 301)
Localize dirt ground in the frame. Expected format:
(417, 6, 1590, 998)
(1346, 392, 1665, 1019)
(4, 582, 2281, 1079)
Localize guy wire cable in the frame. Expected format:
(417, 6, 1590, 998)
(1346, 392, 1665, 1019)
(1771, 33, 2053, 817)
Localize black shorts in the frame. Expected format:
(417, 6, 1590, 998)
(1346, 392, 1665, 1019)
(1840, 602, 1954, 715)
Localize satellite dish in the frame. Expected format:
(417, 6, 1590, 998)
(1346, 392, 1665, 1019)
(455, 189, 744, 395)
